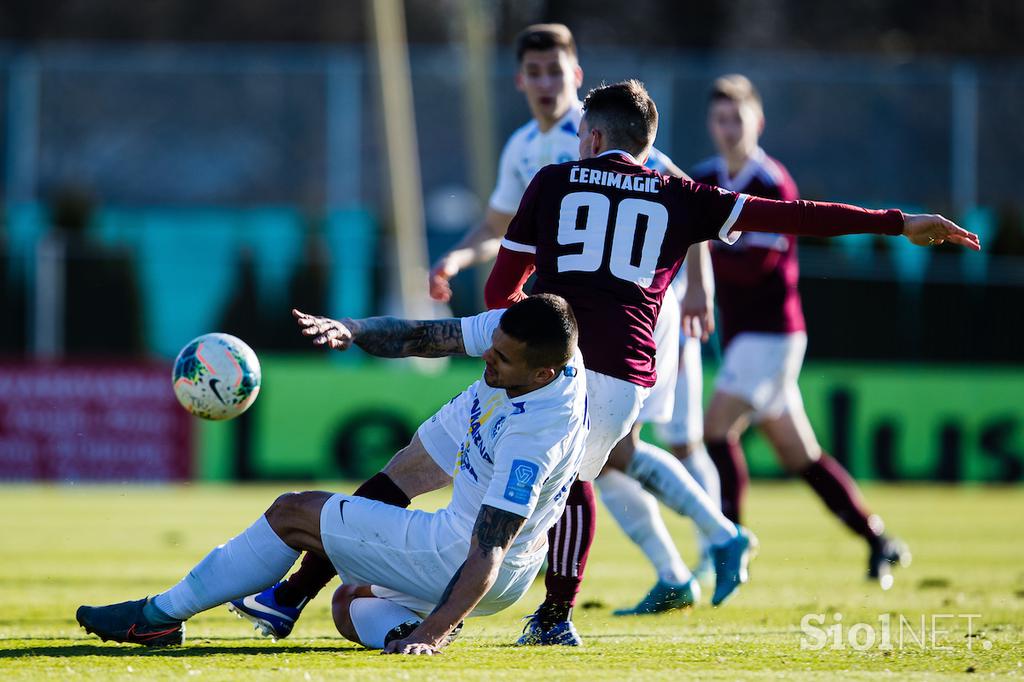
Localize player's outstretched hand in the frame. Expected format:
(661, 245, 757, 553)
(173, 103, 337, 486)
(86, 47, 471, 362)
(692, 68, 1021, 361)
(428, 257, 459, 302)
(291, 308, 354, 351)
(382, 638, 442, 656)
(681, 283, 715, 342)
(903, 213, 981, 251)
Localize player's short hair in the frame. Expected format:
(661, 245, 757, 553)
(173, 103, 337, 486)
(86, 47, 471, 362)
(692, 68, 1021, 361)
(499, 294, 578, 369)
(515, 23, 577, 63)
(709, 74, 764, 119)
(581, 79, 658, 156)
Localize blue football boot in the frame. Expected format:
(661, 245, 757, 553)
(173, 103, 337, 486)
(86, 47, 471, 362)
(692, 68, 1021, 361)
(77, 598, 184, 647)
(515, 610, 583, 646)
(711, 526, 758, 606)
(228, 582, 307, 640)
(613, 577, 701, 616)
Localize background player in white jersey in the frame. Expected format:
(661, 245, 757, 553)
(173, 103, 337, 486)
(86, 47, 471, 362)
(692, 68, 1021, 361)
(77, 295, 588, 655)
(427, 24, 729, 641)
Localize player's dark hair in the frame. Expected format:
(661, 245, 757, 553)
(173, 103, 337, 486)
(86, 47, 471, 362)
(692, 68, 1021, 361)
(515, 23, 577, 63)
(709, 74, 764, 118)
(581, 79, 658, 156)
(499, 294, 578, 369)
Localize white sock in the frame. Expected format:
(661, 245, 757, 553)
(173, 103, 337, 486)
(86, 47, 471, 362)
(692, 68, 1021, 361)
(596, 470, 691, 584)
(349, 597, 422, 649)
(681, 443, 721, 562)
(627, 440, 737, 547)
(153, 515, 300, 621)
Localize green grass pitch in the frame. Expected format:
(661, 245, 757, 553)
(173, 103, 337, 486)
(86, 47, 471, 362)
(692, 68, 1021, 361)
(1, 482, 1021, 680)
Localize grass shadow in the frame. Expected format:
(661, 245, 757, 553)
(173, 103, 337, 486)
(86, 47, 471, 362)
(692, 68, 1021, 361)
(0, 642, 357, 658)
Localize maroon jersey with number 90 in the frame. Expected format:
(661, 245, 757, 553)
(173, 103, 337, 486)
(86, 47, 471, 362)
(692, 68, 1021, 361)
(502, 151, 743, 388)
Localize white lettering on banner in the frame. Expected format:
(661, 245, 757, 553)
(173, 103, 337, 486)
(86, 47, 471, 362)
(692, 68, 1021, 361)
(0, 363, 192, 481)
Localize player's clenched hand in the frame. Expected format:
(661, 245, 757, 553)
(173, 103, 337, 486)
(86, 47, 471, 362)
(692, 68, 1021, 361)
(681, 283, 715, 342)
(902, 214, 981, 251)
(291, 308, 354, 350)
(428, 257, 460, 302)
(382, 638, 442, 656)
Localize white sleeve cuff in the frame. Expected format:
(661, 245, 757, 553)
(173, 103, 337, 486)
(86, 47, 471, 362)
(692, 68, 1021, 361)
(718, 194, 748, 245)
(500, 238, 537, 254)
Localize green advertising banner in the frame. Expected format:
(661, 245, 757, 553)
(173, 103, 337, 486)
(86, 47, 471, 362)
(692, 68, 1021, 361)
(197, 358, 1024, 483)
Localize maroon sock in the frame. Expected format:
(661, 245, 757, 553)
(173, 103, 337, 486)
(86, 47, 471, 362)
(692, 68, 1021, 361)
(274, 473, 412, 607)
(801, 454, 883, 545)
(539, 478, 596, 627)
(706, 439, 748, 524)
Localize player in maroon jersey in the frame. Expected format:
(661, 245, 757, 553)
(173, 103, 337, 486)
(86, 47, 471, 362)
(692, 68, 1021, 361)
(483, 78, 980, 603)
(695, 75, 919, 588)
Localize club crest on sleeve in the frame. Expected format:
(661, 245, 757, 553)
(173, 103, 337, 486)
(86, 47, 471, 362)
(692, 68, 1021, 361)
(490, 416, 507, 439)
(504, 459, 539, 504)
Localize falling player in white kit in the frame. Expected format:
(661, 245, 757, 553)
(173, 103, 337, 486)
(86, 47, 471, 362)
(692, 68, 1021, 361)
(76, 295, 588, 655)
(427, 24, 731, 641)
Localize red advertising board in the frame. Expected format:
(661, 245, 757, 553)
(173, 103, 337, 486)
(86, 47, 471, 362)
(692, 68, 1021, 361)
(0, 362, 193, 481)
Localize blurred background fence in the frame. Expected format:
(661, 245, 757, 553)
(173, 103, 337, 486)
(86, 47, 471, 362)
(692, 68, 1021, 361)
(2, 43, 1023, 360)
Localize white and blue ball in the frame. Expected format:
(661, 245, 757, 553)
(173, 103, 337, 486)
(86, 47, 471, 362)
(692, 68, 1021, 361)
(172, 333, 261, 420)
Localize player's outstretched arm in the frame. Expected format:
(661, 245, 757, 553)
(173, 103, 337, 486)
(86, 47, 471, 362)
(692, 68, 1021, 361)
(428, 208, 515, 302)
(291, 309, 466, 357)
(383, 504, 526, 655)
(732, 196, 981, 251)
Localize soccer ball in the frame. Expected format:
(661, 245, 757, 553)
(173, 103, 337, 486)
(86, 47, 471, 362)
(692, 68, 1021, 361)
(172, 333, 261, 420)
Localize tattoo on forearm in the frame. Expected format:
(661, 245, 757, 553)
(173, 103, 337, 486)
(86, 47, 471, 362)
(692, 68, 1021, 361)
(473, 504, 526, 555)
(348, 317, 465, 358)
(427, 505, 524, 618)
(429, 562, 465, 617)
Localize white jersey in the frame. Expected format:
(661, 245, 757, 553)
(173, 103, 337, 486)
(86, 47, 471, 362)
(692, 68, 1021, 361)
(489, 101, 676, 215)
(425, 310, 589, 561)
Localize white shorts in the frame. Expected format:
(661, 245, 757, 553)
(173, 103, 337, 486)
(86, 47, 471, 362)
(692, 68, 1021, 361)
(319, 493, 543, 617)
(579, 369, 649, 481)
(657, 335, 704, 446)
(715, 331, 807, 421)
(638, 285, 680, 424)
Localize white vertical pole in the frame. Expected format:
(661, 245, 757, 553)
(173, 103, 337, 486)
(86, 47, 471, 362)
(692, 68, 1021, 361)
(366, 0, 431, 321)
(951, 62, 978, 215)
(6, 51, 40, 204)
(7, 51, 48, 355)
(33, 234, 65, 359)
(326, 53, 362, 209)
(646, 71, 676, 158)
(458, 0, 498, 300)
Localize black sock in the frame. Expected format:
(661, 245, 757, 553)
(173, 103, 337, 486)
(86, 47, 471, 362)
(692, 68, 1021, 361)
(274, 473, 413, 608)
(536, 600, 573, 630)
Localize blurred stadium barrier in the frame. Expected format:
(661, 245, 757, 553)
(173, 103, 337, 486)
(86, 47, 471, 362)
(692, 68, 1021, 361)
(182, 357, 1023, 484)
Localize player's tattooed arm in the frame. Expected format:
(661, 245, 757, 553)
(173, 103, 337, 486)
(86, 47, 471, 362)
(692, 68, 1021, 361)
(383, 505, 526, 655)
(291, 309, 466, 357)
(344, 317, 466, 358)
(470, 503, 527, 555)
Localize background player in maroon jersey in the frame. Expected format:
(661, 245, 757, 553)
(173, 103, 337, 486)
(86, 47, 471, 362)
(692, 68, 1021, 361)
(484, 78, 980, 609)
(695, 74, 914, 588)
